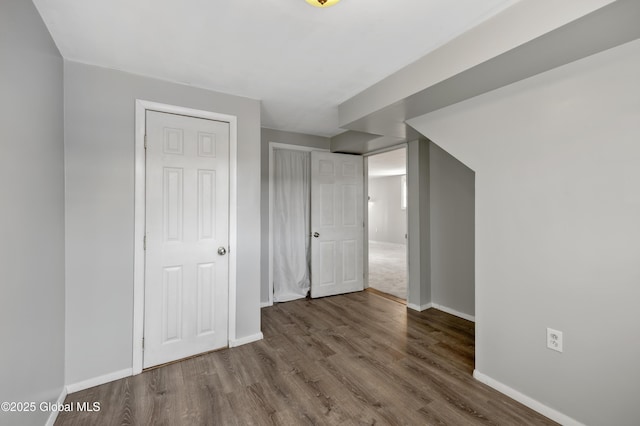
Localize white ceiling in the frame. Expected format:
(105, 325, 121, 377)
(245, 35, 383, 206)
(368, 147, 406, 177)
(33, 0, 518, 137)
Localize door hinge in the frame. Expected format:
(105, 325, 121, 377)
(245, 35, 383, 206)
(143, 235, 146, 250)
(144, 134, 147, 150)
(142, 337, 145, 350)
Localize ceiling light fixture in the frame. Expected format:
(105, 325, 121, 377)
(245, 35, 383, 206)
(305, 0, 341, 8)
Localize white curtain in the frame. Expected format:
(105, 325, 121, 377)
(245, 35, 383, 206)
(273, 149, 311, 302)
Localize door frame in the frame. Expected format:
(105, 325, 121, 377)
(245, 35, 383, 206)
(363, 143, 408, 297)
(267, 142, 328, 307)
(132, 100, 238, 375)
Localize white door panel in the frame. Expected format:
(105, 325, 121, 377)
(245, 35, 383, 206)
(311, 152, 364, 298)
(144, 111, 229, 368)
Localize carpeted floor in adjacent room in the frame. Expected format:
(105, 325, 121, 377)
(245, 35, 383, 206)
(368, 240, 407, 300)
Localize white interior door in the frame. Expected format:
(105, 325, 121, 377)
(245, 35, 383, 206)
(144, 111, 229, 368)
(310, 151, 364, 298)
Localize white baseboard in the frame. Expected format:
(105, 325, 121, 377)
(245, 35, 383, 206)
(44, 386, 68, 426)
(260, 301, 273, 308)
(229, 332, 264, 348)
(66, 368, 133, 394)
(407, 302, 432, 312)
(473, 370, 584, 426)
(431, 303, 475, 322)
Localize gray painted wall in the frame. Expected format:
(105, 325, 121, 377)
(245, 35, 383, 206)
(368, 175, 407, 245)
(0, 1, 65, 425)
(260, 128, 330, 304)
(64, 61, 261, 385)
(408, 39, 640, 425)
(429, 143, 475, 317)
(406, 140, 475, 316)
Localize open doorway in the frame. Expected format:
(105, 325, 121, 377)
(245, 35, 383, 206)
(366, 147, 407, 301)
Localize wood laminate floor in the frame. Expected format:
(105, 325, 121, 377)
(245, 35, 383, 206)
(56, 291, 556, 425)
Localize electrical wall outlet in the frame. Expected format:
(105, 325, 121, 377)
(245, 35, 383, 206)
(547, 328, 563, 353)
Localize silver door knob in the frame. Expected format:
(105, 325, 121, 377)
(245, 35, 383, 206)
(313, 232, 320, 238)
(218, 247, 227, 256)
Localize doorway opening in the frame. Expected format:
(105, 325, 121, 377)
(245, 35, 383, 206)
(366, 147, 408, 301)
